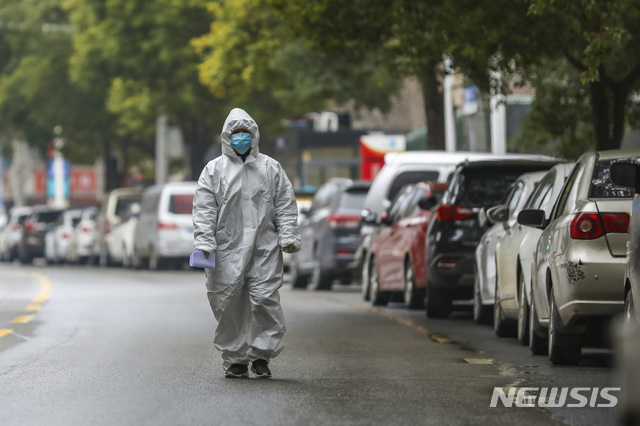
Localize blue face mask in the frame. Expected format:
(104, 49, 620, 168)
(230, 133, 252, 154)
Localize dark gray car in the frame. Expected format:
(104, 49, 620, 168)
(290, 178, 371, 290)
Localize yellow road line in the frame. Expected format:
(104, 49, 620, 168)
(30, 273, 52, 303)
(350, 304, 453, 343)
(12, 315, 34, 324)
(0, 329, 13, 338)
(26, 304, 42, 312)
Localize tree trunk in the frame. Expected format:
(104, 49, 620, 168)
(420, 67, 445, 151)
(611, 82, 629, 150)
(589, 74, 616, 151)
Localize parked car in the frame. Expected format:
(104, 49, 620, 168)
(0, 206, 32, 262)
(357, 151, 499, 287)
(133, 182, 197, 270)
(492, 164, 575, 343)
(290, 178, 371, 290)
(424, 157, 561, 318)
(474, 170, 549, 325)
(368, 181, 446, 308)
(19, 206, 64, 264)
(66, 206, 99, 264)
(283, 189, 315, 272)
(610, 159, 640, 323)
(95, 187, 144, 266)
(45, 208, 83, 264)
(520, 149, 638, 364)
(109, 203, 140, 268)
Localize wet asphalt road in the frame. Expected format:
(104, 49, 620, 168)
(0, 263, 622, 425)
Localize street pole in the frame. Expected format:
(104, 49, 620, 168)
(444, 57, 457, 153)
(490, 71, 507, 155)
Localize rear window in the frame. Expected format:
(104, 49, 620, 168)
(169, 194, 195, 215)
(115, 196, 141, 217)
(36, 211, 63, 224)
(589, 159, 634, 199)
(388, 171, 440, 201)
(339, 190, 368, 212)
(17, 214, 30, 225)
(456, 168, 532, 208)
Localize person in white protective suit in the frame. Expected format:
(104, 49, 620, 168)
(192, 108, 301, 379)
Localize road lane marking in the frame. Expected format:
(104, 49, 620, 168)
(350, 304, 453, 343)
(0, 329, 13, 339)
(30, 273, 52, 303)
(465, 358, 493, 365)
(26, 304, 42, 312)
(12, 315, 34, 324)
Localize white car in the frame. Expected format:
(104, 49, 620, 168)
(109, 203, 140, 268)
(133, 182, 196, 270)
(283, 198, 312, 272)
(493, 163, 574, 343)
(67, 206, 99, 264)
(474, 171, 548, 324)
(45, 209, 83, 264)
(0, 206, 32, 262)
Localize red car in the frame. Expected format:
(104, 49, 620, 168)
(369, 181, 447, 309)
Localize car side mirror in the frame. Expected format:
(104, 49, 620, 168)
(360, 209, 378, 224)
(517, 209, 547, 229)
(418, 197, 436, 210)
(611, 162, 640, 193)
(486, 204, 509, 224)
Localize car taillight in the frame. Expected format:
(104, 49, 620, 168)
(61, 232, 71, 240)
(24, 221, 35, 233)
(81, 226, 91, 233)
(601, 213, 629, 234)
(336, 248, 355, 255)
(12, 223, 22, 231)
(158, 222, 178, 230)
(570, 212, 629, 239)
(437, 257, 460, 270)
(104, 219, 111, 235)
(435, 205, 474, 222)
(328, 214, 360, 229)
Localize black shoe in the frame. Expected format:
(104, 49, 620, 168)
(251, 359, 272, 378)
(225, 364, 249, 378)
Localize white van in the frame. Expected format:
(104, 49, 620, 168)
(133, 182, 197, 270)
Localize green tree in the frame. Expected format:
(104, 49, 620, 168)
(193, 0, 401, 139)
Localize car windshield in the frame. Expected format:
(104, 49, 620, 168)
(36, 211, 63, 223)
(115, 196, 141, 217)
(169, 194, 195, 215)
(339, 189, 368, 213)
(388, 171, 440, 201)
(457, 169, 527, 208)
(589, 159, 634, 199)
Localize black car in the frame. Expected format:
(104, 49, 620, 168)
(19, 207, 64, 264)
(290, 178, 371, 290)
(424, 158, 561, 318)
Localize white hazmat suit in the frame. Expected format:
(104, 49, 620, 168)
(193, 108, 301, 369)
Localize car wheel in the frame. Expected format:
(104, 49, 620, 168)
(528, 295, 547, 355)
(361, 254, 371, 301)
(122, 245, 132, 269)
(473, 276, 492, 324)
(494, 279, 516, 338)
(404, 260, 424, 310)
(149, 247, 163, 271)
(310, 262, 332, 291)
(548, 294, 582, 365)
(370, 257, 389, 306)
(517, 274, 529, 345)
(624, 289, 635, 324)
(289, 256, 308, 289)
(425, 284, 452, 319)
